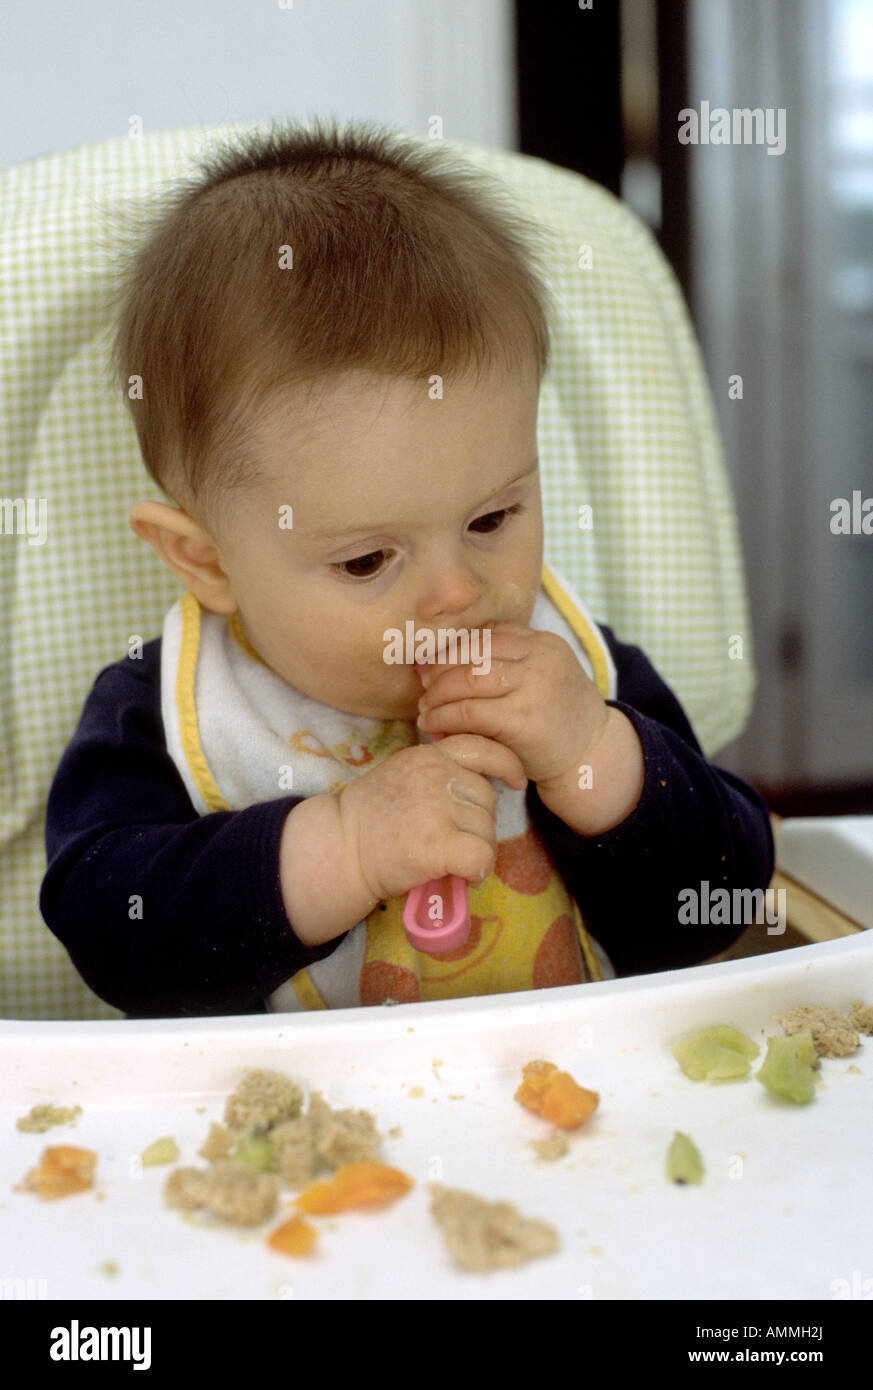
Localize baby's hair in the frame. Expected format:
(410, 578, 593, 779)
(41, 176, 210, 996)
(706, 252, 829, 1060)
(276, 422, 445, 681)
(109, 116, 553, 536)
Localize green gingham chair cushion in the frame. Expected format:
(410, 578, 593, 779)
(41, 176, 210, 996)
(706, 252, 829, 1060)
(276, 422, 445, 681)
(0, 122, 754, 1019)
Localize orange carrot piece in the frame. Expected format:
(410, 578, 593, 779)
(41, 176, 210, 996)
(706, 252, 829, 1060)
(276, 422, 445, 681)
(295, 1162, 413, 1214)
(517, 1059, 558, 1096)
(18, 1145, 97, 1198)
(267, 1214, 318, 1257)
(515, 1060, 599, 1130)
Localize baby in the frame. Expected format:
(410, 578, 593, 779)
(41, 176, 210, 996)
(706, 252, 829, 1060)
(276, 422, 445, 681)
(40, 120, 774, 1017)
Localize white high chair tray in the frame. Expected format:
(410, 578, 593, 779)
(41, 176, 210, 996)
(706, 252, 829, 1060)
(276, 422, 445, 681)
(776, 816, 873, 930)
(2, 931, 872, 1301)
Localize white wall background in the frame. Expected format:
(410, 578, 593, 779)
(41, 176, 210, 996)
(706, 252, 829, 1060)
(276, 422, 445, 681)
(0, 0, 515, 170)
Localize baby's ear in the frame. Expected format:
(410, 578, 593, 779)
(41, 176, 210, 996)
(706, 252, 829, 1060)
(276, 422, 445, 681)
(127, 500, 237, 614)
(128, 498, 177, 547)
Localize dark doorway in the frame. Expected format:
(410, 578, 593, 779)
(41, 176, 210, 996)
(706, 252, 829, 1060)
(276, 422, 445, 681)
(514, 1, 691, 303)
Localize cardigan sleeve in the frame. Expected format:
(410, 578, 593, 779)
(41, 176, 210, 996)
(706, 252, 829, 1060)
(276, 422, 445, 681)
(39, 640, 340, 1017)
(529, 624, 775, 976)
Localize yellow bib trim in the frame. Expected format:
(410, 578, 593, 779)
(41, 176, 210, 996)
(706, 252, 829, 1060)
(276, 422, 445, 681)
(290, 968, 328, 1010)
(541, 563, 611, 700)
(229, 611, 270, 669)
(177, 590, 230, 813)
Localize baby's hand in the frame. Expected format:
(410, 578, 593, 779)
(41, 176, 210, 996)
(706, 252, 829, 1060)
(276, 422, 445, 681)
(416, 624, 610, 792)
(336, 735, 527, 904)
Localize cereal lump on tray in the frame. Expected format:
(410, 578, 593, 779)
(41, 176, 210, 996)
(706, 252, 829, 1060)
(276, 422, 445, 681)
(848, 1000, 873, 1034)
(16, 1103, 82, 1133)
(530, 1131, 570, 1162)
(222, 1068, 303, 1130)
(771, 1000, 873, 1059)
(164, 1068, 384, 1227)
(429, 1184, 559, 1272)
(165, 1161, 280, 1227)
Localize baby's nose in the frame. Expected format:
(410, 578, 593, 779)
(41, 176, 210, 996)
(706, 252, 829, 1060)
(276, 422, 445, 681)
(418, 562, 481, 621)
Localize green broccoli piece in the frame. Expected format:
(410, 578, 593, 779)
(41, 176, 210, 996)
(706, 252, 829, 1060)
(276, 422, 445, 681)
(230, 1126, 277, 1172)
(756, 1030, 820, 1104)
(666, 1131, 704, 1185)
(671, 1025, 759, 1081)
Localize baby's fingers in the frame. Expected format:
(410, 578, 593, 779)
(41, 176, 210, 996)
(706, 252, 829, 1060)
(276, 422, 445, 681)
(433, 734, 527, 791)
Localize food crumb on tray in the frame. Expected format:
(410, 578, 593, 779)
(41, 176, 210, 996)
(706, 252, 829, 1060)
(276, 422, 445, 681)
(530, 1131, 570, 1162)
(671, 1026, 758, 1082)
(140, 1137, 179, 1167)
(165, 1161, 280, 1227)
(304, 1091, 382, 1171)
(295, 1162, 413, 1214)
(429, 1184, 559, 1271)
(771, 1003, 869, 1058)
(515, 1059, 599, 1128)
(757, 1031, 820, 1104)
(16, 1103, 82, 1133)
(198, 1122, 236, 1161)
(666, 1131, 704, 1185)
(16, 1145, 97, 1199)
(223, 1068, 303, 1130)
(848, 999, 873, 1034)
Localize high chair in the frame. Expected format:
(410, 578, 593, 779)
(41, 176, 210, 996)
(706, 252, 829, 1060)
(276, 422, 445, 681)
(0, 121, 758, 1019)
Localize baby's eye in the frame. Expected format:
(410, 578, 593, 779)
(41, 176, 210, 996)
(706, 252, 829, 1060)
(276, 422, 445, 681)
(468, 504, 524, 535)
(330, 506, 524, 579)
(333, 549, 392, 579)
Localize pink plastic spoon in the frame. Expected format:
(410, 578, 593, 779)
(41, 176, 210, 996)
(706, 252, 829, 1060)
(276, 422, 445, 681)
(402, 664, 472, 955)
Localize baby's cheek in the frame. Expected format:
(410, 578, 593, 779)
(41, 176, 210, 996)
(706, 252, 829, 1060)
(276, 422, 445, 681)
(494, 580, 539, 623)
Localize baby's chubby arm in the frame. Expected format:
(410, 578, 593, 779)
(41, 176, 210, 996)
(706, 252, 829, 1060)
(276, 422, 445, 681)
(536, 705, 647, 835)
(279, 734, 527, 946)
(39, 643, 353, 1017)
